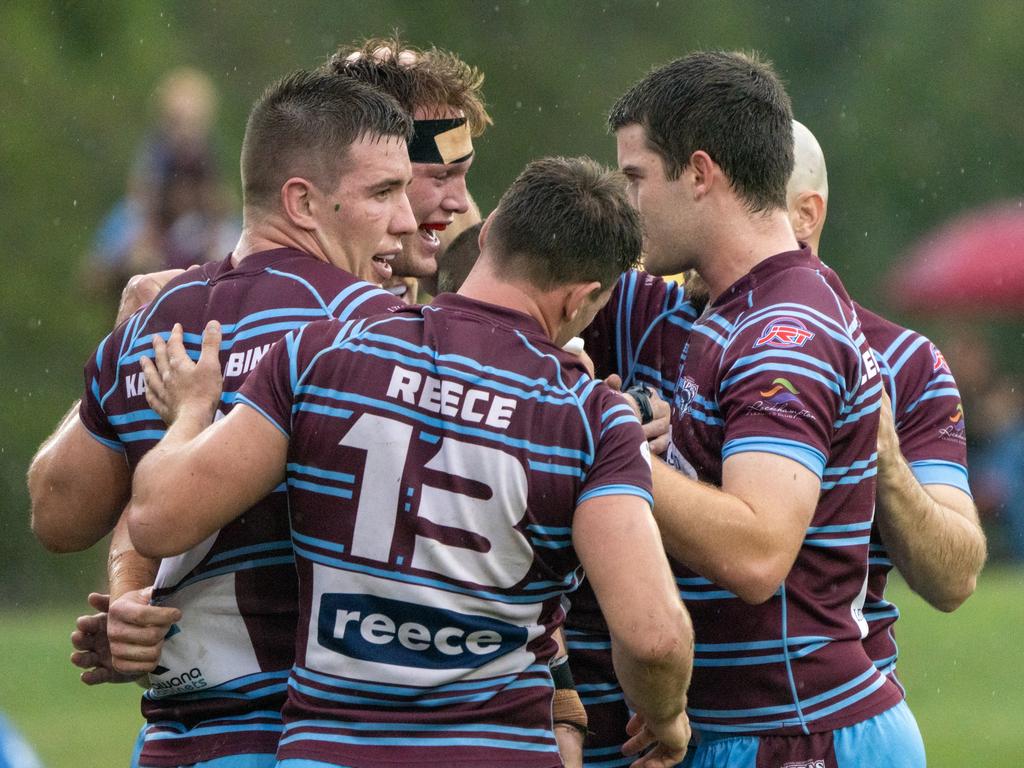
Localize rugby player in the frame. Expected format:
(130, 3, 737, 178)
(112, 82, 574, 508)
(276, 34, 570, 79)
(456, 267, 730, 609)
(127, 156, 693, 768)
(786, 120, 986, 679)
(28, 69, 415, 767)
(609, 51, 924, 766)
(322, 37, 489, 284)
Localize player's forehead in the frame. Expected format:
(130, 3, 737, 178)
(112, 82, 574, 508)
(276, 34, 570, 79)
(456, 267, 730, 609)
(339, 134, 413, 188)
(616, 124, 661, 170)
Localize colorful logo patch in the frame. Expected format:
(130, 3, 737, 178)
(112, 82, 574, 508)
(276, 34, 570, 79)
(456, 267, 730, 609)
(949, 403, 965, 432)
(754, 317, 815, 349)
(931, 343, 951, 374)
(759, 377, 803, 407)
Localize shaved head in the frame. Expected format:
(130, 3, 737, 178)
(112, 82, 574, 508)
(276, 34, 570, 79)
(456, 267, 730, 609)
(787, 120, 828, 203)
(786, 120, 829, 252)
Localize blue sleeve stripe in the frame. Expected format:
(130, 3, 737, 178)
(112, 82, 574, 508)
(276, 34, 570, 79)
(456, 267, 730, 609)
(731, 348, 843, 381)
(527, 460, 585, 478)
(722, 437, 826, 480)
(599, 414, 640, 438)
(833, 398, 882, 428)
(903, 387, 962, 415)
(881, 329, 916, 362)
(823, 453, 878, 475)
(888, 335, 930, 378)
(120, 428, 166, 443)
(577, 485, 654, 508)
(721, 361, 843, 397)
(236, 394, 290, 437)
(806, 521, 873, 534)
(819, 467, 877, 489)
(107, 409, 162, 426)
(600, 403, 636, 423)
(806, 536, 872, 548)
(909, 460, 972, 496)
(82, 426, 125, 453)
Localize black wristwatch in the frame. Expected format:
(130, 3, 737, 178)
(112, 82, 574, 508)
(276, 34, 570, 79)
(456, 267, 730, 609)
(625, 385, 654, 424)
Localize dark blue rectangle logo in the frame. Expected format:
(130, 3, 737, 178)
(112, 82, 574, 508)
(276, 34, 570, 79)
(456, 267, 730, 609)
(317, 593, 528, 669)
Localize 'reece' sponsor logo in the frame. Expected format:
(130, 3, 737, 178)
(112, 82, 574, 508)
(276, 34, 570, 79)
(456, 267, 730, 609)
(754, 317, 815, 349)
(318, 593, 527, 669)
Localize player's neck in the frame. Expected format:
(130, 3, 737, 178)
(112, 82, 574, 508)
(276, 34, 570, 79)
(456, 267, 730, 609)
(459, 264, 558, 342)
(231, 217, 332, 271)
(701, 209, 800, 301)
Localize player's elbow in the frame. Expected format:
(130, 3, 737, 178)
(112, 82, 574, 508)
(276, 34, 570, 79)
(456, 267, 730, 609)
(723, 558, 790, 605)
(27, 471, 92, 553)
(925, 571, 980, 613)
(618, 601, 693, 665)
(126, 500, 175, 559)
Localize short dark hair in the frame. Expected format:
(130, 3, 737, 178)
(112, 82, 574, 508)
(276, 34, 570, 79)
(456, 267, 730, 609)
(609, 50, 793, 212)
(487, 157, 641, 290)
(241, 69, 413, 210)
(323, 36, 492, 136)
(437, 222, 483, 293)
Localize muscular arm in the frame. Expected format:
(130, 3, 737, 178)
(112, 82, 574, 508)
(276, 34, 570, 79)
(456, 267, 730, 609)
(875, 412, 986, 611)
(651, 452, 820, 604)
(128, 405, 287, 558)
(573, 494, 692, 731)
(27, 403, 130, 552)
(128, 322, 287, 557)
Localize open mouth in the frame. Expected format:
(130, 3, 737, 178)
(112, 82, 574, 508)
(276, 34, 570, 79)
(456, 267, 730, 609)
(371, 252, 396, 282)
(417, 222, 448, 255)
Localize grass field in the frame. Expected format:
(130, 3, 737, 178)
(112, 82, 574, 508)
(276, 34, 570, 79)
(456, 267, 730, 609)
(2, 567, 1022, 767)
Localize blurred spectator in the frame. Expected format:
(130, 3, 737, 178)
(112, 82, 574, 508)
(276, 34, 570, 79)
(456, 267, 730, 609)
(82, 67, 240, 298)
(944, 328, 1024, 561)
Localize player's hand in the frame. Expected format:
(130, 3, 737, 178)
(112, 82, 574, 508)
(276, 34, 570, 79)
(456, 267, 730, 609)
(108, 587, 182, 675)
(554, 723, 585, 768)
(115, 266, 197, 326)
(70, 592, 145, 685)
(609, 376, 672, 456)
(622, 710, 690, 768)
(141, 321, 223, 426)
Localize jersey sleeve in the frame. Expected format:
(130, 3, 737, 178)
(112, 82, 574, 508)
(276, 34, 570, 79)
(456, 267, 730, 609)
(889, 339, 971, 495)
(581, 271, 695, 398)
(236, 330, 302, 437)
(576, 389, 654, 508)
(717, 307, 868, 481)
(78, 329, 125, 453)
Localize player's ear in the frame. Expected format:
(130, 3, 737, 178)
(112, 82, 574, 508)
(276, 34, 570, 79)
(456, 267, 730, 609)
(563, 280, 603, 323)
(477, 212, 493, 252)
(689, 151, 716, 198)
(789, 191, 825, 244)
(280, 177, 318, 231)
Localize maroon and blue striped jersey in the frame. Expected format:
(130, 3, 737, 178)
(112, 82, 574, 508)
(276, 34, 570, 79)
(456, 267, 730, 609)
(79, 248, 403, 767)
(668, 247, 902, 735)
(237, 292, 653, 767)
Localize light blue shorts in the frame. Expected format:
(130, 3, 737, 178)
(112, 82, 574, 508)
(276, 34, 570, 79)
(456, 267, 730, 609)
(682, 701, 925, 768)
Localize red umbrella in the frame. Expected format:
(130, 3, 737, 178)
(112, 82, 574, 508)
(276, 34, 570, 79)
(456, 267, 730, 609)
(887, 200, 1024, 315)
